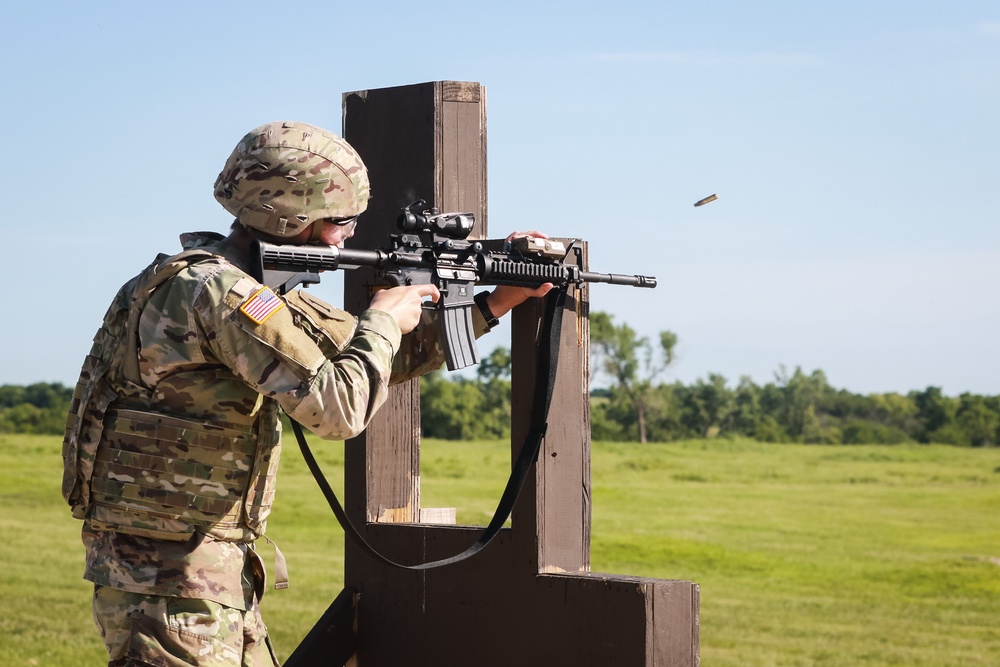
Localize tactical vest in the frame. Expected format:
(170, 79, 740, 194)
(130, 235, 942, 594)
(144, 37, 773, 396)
(62, 247, 356, 543)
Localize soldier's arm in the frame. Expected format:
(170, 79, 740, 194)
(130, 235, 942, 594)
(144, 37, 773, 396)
(196, 270, 401, 440)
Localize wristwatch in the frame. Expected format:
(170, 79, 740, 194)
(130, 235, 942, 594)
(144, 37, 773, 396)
(474, 291, 500, 331)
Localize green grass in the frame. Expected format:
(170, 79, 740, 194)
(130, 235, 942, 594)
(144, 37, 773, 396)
(583, 440, 1000, 666)
(2, 434, 998, 665)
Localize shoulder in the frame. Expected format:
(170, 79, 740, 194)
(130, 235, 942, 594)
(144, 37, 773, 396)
(181, 257, 253, 303)
(176, 259, 276, 330)
(144, 252, 262, 332)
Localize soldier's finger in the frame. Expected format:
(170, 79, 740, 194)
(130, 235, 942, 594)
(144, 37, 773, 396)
(414, 284, 441, 302)
(505, 230, 549, 241)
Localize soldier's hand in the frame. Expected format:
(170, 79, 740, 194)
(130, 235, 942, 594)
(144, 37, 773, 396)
(485, 230, 555, 318)
(487, 283, 554, 319)
(370, 284, 441, 334)
(506, 230, 548, 242)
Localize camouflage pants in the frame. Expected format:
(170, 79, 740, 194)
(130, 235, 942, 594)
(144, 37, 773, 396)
(91, 585, 279, 667)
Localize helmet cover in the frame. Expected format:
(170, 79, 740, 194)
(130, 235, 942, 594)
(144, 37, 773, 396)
(214, 121, 370, 238)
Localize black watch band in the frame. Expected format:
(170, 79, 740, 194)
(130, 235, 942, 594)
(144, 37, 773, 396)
(474, 291, 500, 331)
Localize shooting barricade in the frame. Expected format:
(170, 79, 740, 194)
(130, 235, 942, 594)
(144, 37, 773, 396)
(285, 81, 699, 667)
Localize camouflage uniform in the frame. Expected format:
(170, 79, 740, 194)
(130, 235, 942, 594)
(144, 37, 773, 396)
(65, 229, 486, 666)
(91, 580, 272, 667)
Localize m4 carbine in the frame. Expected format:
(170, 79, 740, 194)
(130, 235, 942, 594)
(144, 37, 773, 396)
(251, 200, 656, 371)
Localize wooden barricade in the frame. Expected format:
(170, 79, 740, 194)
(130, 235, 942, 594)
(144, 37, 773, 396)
(310, 80, 699, 666)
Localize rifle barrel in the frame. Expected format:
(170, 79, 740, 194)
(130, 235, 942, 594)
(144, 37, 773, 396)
(579, 271, 657, 288)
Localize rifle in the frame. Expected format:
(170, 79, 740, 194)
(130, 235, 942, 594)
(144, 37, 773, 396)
(251, 200, 656, 371)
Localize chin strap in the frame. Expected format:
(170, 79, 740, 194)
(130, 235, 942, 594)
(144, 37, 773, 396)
(292, 286, 568, 570)
(307, 219, 325, 244)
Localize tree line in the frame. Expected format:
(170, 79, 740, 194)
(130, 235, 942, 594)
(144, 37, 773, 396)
(422, 312, 999, 446)
(3, 312, 997, 446)
(587, 312, 998, 446)
(420, 363, 999, 447)
(0, 383, 74, 435)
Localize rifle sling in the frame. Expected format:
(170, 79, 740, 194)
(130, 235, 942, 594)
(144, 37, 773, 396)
(291, 286, 568, 570)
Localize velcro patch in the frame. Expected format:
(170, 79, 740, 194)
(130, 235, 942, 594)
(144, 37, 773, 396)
(240, 286, 285, 325)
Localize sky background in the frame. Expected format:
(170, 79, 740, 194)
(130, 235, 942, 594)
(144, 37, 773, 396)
(3, 1, 998, 396)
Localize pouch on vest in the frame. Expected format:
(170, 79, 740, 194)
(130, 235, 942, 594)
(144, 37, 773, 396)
(283, 289, 357, 358)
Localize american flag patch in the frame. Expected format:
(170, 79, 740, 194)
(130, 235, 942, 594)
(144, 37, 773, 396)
(240, 286, 285, 324)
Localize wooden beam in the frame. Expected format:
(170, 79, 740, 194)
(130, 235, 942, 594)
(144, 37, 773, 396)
(510, 242, 591, 574)
(282, 587, 357, 667)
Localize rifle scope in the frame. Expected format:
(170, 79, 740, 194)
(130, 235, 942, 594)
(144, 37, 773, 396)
(397, 200, 475, 240)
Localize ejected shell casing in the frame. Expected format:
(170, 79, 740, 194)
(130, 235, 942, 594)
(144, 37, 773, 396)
(694, 194, 718, 207)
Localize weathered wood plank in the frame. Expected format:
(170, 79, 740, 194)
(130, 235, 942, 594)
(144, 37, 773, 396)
(282, 587, 357, 667)
(510, 245, 590, 574)
(342, 82, 436, 527)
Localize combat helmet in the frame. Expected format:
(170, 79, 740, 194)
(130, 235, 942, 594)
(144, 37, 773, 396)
(214, 121, 370, 238)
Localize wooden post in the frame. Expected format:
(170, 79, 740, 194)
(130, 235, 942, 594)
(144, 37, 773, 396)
(332, 81, 699, 666)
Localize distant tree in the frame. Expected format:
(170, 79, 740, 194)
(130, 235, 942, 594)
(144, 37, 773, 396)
(420, 371, 486, 440)
(419, 348, 514, 440)
(476, 347, 513, 439)
(955, 394, 999, 447)
(595, 385, 641, 441)
(590, 394, 629, 442)
(645, 383, 687, 442)
(731, 375, 764, 437)
(841, 419, 913, 445)
(869, 392, 920, 436)
(477, 346, 511, 383)
(0, 403, 64, 434)
(912, 387, 959, 442)
(753, 416, 792, 443)
(0, 385, 27, 408)
(773, 366, 835, 442)
(680, 373, 735, 438)
(756, 382, 790, 441)
(822, 388, 878, 424)
(0, 383, 72, 435)
(590, 311, 677, 443)
(0, 383, 72, 409)
(24, 383, 71, 409)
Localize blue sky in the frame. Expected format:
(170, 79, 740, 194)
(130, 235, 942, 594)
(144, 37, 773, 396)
(3, 1, 998, 395)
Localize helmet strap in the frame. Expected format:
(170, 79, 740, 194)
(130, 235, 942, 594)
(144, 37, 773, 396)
(307, 219, 325, 244)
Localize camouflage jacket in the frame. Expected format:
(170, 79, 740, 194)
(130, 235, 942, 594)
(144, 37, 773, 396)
(71, 231, 487, 608)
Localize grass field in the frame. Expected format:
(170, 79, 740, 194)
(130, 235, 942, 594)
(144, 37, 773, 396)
(2, 434, 998, 666)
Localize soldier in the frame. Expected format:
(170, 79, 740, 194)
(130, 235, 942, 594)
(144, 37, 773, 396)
(62, 121, 551, 666)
